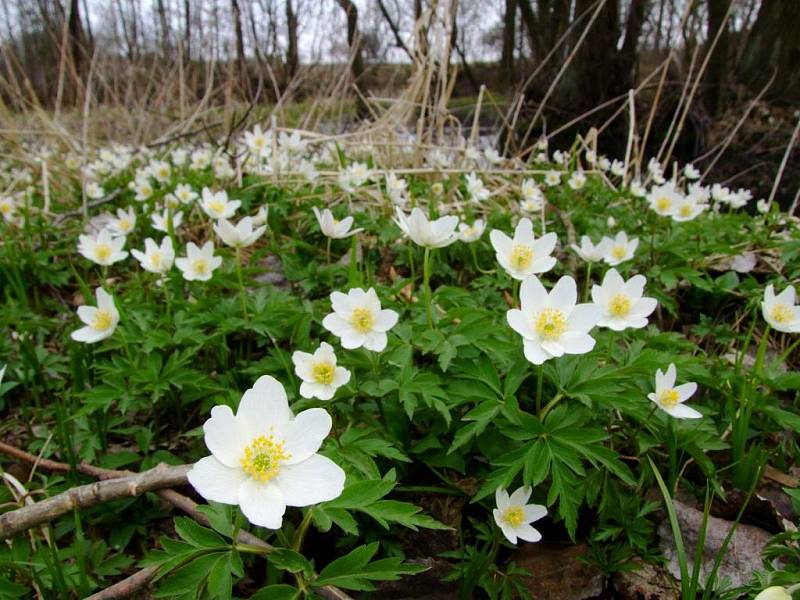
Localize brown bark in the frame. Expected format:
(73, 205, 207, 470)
(230, 0, 247, 84)
(704, 0, 730, 117)
(334, 0, 365, 83)
(500, 0, 516, 84)
(286, 0, 299, 80)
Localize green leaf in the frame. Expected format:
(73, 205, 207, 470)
(315, 543, 427, 592)
(268, 549, 314, 576)
(173, 517, 227, 549)
(250, 584, 301, 600)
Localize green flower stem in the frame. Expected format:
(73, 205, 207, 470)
(583, 262, 592, 302)
(538, 392, 563, 420)
(775, 336, 800, 367)
(666, 416, 678, 493)
(161, 276, 172, 321)
(535, 364, 544, 414)
(423, 246, 434, 327)
(292, 508, 314, 551)
(235, 247, 248, 321)
(753, 324, 771, 378)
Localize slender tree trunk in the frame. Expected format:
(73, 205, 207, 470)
(500, 0, 516, 84)
(286, 0, 299, 81)
(184, 0, 191, 60)
(704, 0, 730, 117)
(334, 0, 365, 83)
(230, 0, 247, 89)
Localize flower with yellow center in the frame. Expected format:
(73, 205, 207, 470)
(647, 364, 701, 419)
(762, 284, 800, 333)
(201, 187, 240, 219)
(507, 275, 601, 365)
(322, 288, 399, 352)
(592, 269, 657, 331)
(77, 228, 128, 266)
(394, 207, 459, 248)
(240, 433, 290, 483)
(313, 207, 362, 240)
(648, 183, 682, 217)
(187, 375, 346, 529)
(490, 218, 557, 280)
(292, 342, 351, 400)
(175, 241, 222, 282)
(535, 308, 567, 341)
(602, 231, 638, 266)
(71, 287, 119, 344)
(458, 219, 485, 243)
(132, 237, 174, 275)
(493, 486, 546, 545)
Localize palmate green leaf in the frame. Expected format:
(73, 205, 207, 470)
(152, 551, 225, 598)
(250, 584, 301, 600)
(173, 517, 228, 549)
(314, 470, 446, 534)
(314, 542, 428, 592)
(268, 548, 314, 576)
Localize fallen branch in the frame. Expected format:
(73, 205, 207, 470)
(0, 440, 353, 600)
(0, 463, 192, 539)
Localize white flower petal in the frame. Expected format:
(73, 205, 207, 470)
(238, 479, 286, 529)
(274, 454, 345, 506)
(187, 456, 247, 504)
(283, 408, 332, 465)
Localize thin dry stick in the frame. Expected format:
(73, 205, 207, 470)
(0, 464, 192, 539)
(0, 441, 353, 600)
(767, 112, 800, 207)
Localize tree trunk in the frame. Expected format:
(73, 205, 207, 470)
(230, 0, 247, 87)
(334, 0, 365, 83)
(517, 0, 541, 60)
(184, 0, 191, 60)
(67, 0, 85, 80)
(704, 0, 730, 117)
(500, 0, 516, 84)
(156, 0, 169, 53)
(738, 0, 800, 102)
(286, 0, 299, 81)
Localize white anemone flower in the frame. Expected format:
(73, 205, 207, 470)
(394, 207, 459, 248)
(647, 183, 683, 217)
(313, 207, 362, 239)
(175, 241, 222, 282)
(151, 208, 183, 233)
(458, 219, 485, 243)
(201, 188, 240, 220)
(756, 199, 771, 214)
(602, 231, 638, 266)
(108, 207, 136, 237)
(71, 287, 119, 344)
(0, 195, 17, 221)
(85, 181, 105, 200)
(322, 288, 399, 352)
(385, 173, 408, 203)
(465, 172, 490, 202)
(78, 228, 128, 266)
(174, 183, 198, 205)
(187, 375, 346, 529)
(520, 179, 544, 208)
(610, 159, 626, 177)
(150, 160, 171, 183)
(252, 205, 269, 227)
(214, 216, 266, 248)
(592, 268, 657, 331)
(493, 486, 546, 545)
(648, 364, 701, 419)
(684, 163, 700, 180)
(484, 147, 503, 165)
(292, 342, 351, 401)
(568, 171, 586, 190)
(672, 195, 706, 222)
(490, 218, 557, 280)
(762, 284, 800, 333)
(544, 171, 561, 187)
(131, 237, 174, 275)
(571, 235, 610, 263)
(507, 275, 601, 365)
(133, 178, 154, 202)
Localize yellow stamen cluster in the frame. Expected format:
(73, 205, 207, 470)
(771, 304, 793, 324)
(118, 219, 132, 232)
(240, 434, 290, 483)
(658, 388, 680, 407)
(655, 196, 672, 212)
(351, 307, 374, 333)
(312, 361, 336, 385)
(678, 204, 693, 218)
(94, 244, 112, 262)
(535, 308, 567, 340)
(150, 252, 162, 268)
(192, 259, 208, 275)
(510, 245, 534, 270)
(209, 200, 225, 215)
(502, 506, 525, 527)
(608, 293, 631, 317)
(93, 310, 114, 331)
(611, 246, 627, 261)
